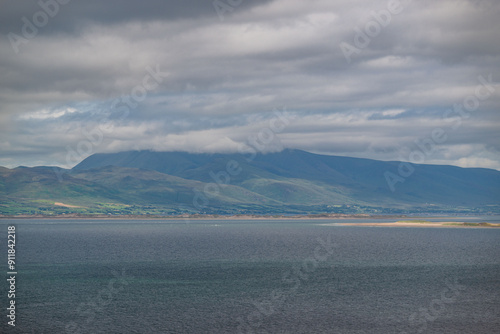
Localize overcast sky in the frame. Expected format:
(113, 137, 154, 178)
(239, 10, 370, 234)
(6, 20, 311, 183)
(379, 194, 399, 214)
(0, 0, 499, 170)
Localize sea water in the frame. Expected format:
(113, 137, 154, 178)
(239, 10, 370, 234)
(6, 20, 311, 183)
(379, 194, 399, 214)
(0, 218, 499, 333)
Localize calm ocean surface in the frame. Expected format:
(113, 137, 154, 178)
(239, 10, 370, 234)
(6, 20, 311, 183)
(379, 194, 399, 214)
(1, 217, 499, 333)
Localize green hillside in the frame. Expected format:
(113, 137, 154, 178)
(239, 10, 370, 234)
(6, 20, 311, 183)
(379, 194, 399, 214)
(75, 149, 500, 206)
(1, 150, 499, 216)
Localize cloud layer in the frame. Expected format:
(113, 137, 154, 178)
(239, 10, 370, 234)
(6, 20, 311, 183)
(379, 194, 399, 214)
(1, 0, 499, 169)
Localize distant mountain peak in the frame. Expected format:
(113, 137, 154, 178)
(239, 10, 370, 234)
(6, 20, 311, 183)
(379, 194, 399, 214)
(70, 149, 500, 209)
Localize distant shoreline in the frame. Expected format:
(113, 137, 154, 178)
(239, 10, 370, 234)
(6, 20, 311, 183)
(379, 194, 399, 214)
(0, 215, 497, 227)
(336, 220, 500, 228)
(1, 213, 404, 220)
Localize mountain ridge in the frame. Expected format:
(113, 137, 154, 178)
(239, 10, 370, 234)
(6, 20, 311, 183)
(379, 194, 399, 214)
(74, 149, 500, 206)
(1, 149, 499, 215)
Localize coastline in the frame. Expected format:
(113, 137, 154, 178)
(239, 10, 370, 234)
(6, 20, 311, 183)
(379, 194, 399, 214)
(0, 215, 498, 228)
(0, 213, 392, 220)
(336, 221, 500, 228)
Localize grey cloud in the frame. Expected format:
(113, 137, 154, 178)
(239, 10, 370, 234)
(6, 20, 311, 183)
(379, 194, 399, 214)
(0, 0, 499, 169)
(0, 0, 273, 36)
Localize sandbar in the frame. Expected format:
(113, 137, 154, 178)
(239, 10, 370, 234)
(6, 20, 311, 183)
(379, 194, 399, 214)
(337, 220, 500, 228)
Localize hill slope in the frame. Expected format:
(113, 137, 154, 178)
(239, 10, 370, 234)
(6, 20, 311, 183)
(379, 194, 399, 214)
(74, 149, 500, 207)
(1, 150, 499, 215)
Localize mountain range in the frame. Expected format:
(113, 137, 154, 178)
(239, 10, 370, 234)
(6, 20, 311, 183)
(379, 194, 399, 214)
(1, 149, 499, 215)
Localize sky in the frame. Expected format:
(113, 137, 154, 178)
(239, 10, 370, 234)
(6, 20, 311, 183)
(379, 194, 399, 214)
(0, 0, 499, 170)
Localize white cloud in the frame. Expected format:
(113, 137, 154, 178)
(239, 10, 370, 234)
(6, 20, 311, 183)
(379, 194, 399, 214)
(18, 107, 79, 120)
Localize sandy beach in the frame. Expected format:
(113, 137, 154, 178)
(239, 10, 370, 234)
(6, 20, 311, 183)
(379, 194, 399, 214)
(336, 221, 500, 228)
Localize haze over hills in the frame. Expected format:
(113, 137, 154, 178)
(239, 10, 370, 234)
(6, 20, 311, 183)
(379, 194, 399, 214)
(1, 150, 499, 216)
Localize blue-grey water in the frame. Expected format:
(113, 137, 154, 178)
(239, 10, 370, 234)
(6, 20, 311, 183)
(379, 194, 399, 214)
(1, 217, 499, 333)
